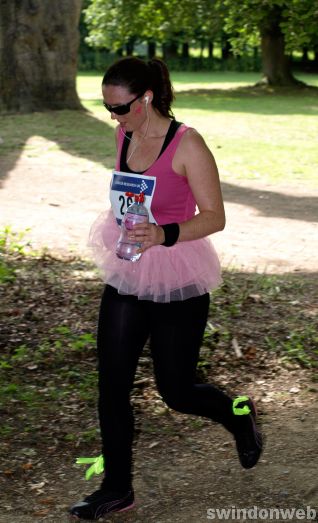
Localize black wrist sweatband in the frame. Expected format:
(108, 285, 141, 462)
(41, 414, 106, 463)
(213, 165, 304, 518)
(161, 223, 180, 247)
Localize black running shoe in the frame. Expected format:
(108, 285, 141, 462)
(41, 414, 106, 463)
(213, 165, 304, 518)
(69, 488, 135, 520)
(233, 396, 263, 469)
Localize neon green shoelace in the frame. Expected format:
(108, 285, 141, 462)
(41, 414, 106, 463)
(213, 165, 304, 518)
(76, 455, 105, 480)
(232, 395, 251, 416)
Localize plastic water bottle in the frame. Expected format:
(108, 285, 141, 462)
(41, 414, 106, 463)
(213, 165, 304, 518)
(116, 192, 149, 262)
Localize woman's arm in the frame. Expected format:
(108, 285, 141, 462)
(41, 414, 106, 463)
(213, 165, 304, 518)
(132, 128, 225, 251)
(174, 128, 225, 241)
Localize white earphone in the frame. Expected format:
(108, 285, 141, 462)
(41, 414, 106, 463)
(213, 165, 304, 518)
(144, 95, 150, 104)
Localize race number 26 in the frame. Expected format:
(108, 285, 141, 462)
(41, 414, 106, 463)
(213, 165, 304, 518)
(119, 194, 134, 215)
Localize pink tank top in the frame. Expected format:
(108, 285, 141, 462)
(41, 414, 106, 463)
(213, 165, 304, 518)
(115, 124, 196, 226)
(89, 123, 222, 301)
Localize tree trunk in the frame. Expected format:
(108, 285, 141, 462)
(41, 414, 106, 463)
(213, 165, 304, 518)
(208, 41, 214, 59)
(147, 41, 156, 59)
(259, 6, 298, 86)
(0, 0, 82, 113)
(125, 37, 135, 56)
(301, 47, 310, 64)
(313, 48, 318, 71)
(182, 42, 189, 59)
(221, 33, 232, 60)
(162, 41, 179, 60)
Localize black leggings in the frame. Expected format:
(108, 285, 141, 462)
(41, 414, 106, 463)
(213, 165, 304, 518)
(97, 284, 236, 491)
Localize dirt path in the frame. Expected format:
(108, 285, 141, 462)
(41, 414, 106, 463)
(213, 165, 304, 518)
(2, 365, 318, 523)
(1, 142, 318, 522)
(1, 139, 317, 273)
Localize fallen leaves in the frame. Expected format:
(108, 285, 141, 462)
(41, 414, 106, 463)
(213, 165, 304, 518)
(21, 462, 33, 470)
(30, 481, 46, 490)
(32, 509, 50, 517)
(231, 337, 243, 358)
(1, 253, 317, 520)
(3, 469, 14, 476)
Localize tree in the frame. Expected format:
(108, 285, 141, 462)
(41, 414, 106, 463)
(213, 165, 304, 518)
(222, 0, 318, 86)
(0, 0, 82, 113)
(83, 0, 317, 83)
(84, 0, 142, 52)
(84, 0, 221, 59)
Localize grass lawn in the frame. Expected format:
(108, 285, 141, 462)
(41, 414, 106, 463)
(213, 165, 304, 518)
(0, 72, 317, 187)
(77, 70, 318, 186)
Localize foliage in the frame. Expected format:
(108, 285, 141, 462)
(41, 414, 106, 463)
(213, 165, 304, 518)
(266, 326, 318, 368)
(163, 54, 261, 72)
(79, 0, 318, 83)
(78, 52, 262, 73)
(208, 273, 318, 369)
(0, 227, 32, 283)
(83, 0, 222, 52)
(221, 0, 318, 54)
(82, 0, 318, 57)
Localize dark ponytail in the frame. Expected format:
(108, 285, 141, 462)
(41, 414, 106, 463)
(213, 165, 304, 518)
(102, 57, 175, 119)
(147, 58, 175, 119)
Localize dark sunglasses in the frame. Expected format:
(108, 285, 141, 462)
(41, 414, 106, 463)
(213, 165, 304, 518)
(103, 93, 143, 115)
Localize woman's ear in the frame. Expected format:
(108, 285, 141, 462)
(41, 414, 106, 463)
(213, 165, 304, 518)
(143, 90, 153, 104)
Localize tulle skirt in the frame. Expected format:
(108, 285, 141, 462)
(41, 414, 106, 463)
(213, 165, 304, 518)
(88, 209, 222, 303)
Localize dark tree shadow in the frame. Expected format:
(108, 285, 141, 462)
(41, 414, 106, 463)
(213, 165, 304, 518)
(175, 84, 318, 115)
(1, 82, 318, 188)
(0, 108, 115, 186)
(222, 182, 318, 223)
(0, 96, 317, 225)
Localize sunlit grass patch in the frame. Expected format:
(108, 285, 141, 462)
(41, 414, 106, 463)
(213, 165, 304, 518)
(77, 72, 318, 186)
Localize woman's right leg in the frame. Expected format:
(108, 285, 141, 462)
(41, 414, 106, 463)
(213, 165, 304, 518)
(97, 285, 150, 492)
(70, 286, 149, 520)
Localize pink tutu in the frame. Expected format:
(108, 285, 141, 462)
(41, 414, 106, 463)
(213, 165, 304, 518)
(88, 209, 222, 303)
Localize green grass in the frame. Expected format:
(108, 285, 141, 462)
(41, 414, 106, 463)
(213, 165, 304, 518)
(78, 70, 318, 91)
(0, 72, 317, 186)
(77, 71, 318, 186)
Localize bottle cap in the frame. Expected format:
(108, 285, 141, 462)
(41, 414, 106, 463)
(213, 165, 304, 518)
(138, 193, 145, 203)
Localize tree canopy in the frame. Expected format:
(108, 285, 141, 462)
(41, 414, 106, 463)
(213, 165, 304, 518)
(222, 0, 318, 53)
(84, 0, 318, 53)
(83, 0, 318, 85)
(84, 0, 221, 53)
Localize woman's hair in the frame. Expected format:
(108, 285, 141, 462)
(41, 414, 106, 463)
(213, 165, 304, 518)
(102, 57, 175, 119)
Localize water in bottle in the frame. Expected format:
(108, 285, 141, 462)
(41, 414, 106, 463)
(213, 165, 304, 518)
(116, 192, 149, 262)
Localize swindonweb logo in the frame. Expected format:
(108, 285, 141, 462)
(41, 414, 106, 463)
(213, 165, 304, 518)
(206, 505, 317, 520)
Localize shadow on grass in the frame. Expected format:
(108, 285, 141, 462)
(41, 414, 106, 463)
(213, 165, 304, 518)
(222, 182, 318, 223)
(0, 108, 115, 185)
(1, 82, 318, 188)
(175, 84, 318, 115)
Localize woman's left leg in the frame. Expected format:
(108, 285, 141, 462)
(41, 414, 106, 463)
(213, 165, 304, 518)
(149, 293, 262, 467)
(149, 293, 235, 429)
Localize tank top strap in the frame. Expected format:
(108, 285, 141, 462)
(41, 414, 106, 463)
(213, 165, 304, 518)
(162, 123, 190, 159)
(116, 121, 189, 174)
(115, 128, 126, 171)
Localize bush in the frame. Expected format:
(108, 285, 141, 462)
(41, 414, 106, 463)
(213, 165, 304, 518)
(78, 48, 117, 71)
(77, 49, 262, 73)
(164, 55, 262, 73)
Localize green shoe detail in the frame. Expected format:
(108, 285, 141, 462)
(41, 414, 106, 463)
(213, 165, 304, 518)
(233, 395, 251, 416)
(76, 455, 105, 480)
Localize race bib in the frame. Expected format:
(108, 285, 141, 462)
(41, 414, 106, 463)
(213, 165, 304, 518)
(110, 170, 157, 225)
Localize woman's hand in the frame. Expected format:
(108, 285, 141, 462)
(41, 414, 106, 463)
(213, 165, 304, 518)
(128, 223, 165, 253)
